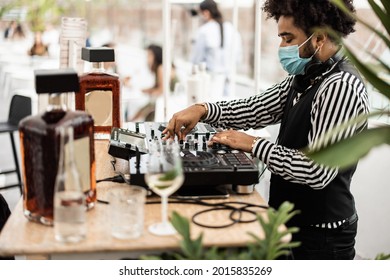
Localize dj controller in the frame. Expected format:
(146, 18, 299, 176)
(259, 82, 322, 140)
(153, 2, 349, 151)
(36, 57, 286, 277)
(108, 122, 260, 194)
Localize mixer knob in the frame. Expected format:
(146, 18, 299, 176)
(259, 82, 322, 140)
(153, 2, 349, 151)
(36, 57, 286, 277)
(151, 129, 155, 138)
(184, 142, 189, 149)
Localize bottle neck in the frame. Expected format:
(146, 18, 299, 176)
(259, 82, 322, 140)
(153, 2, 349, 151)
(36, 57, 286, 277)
(65, 127, 75, 164)
(91, 62, 106, 73)
(47, 93, 67, 111)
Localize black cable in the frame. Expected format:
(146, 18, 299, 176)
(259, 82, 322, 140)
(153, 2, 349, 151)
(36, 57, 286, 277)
(192, 207, 240, 228)
(96, 175, 125, 183)
(145, 198, 269, 229)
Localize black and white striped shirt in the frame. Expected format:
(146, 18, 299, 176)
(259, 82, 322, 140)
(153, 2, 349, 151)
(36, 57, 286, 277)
(204, 63, 369, 190)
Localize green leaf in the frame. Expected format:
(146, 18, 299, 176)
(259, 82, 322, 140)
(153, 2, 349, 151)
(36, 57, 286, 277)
(343, 46, 390, 100)
(140, 255, 162, 260)
(171, 211, 190, 240)
(365, 53, 390, 75)
(245, 202, 299, 260)
(309, 111, 387, 151)
(368, 0, 390, 36)
(158, 168, 179, 181)
(375, 253, 390, 260)
(331, 0, 390, 48)
(307, 126, 390, 169)
(380, 0, 390, 15)
(204, 246, 224, 260)
(171, 211, 205, 259)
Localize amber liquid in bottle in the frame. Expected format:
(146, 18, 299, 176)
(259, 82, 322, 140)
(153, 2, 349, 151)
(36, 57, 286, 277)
(76, 62, 120, 139)
(19, 95, 96, 226)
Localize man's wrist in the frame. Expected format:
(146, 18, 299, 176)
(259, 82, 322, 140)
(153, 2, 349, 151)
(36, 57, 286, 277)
(251, 136, 261, 157)
(194, 102, 208, 120)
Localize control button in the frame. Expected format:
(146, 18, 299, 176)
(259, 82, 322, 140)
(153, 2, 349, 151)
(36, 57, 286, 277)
(217, 150, 226, 154)
(231, 150, 240, 154)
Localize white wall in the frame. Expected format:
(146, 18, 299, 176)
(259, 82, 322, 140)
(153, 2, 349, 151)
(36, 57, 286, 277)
(353, 144, 390, 259)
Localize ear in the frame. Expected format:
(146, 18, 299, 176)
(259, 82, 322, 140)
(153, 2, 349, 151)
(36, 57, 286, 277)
(313, 32, 327, 49)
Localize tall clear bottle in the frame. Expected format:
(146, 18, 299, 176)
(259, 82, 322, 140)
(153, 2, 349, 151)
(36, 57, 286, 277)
(19, 69, 96, 226)
(54, 126, 86, 243)
(76, 47, 121, 139)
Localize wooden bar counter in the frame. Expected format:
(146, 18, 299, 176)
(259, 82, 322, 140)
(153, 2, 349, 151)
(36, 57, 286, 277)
(0, 140, 271, 259)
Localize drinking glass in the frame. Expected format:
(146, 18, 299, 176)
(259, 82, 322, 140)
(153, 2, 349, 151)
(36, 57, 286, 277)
(145, 141, 184, 236)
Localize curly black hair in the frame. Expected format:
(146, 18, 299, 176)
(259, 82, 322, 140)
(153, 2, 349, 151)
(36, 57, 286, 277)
(262, 0, 356, 39)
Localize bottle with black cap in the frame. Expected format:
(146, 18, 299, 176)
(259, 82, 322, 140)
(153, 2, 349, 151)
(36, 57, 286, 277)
(76, 47, 121, 139)
(19, 69, 96, 226)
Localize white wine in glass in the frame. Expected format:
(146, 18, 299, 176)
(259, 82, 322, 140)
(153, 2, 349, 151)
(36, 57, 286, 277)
(145, 141, 184, 236)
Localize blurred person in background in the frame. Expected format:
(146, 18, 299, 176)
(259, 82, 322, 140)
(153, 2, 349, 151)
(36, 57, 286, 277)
(28, 31, 48, 57)
(191, 0, 242, 98)
(130, 44, 177, 121)
(4, 21, 25, 40)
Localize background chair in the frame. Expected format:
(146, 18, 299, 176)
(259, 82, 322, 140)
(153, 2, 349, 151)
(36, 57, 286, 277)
(0, 94, 31, 194)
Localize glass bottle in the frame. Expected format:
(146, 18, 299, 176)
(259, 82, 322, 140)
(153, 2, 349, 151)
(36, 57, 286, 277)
(76, 47, 121, 139)
(59, 17, 87, 111)
(19, 69, 96, 226)
(54, 126, 87, 243)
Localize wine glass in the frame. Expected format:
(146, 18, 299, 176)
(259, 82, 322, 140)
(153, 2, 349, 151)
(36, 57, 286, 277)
(145, 140, 184, 236)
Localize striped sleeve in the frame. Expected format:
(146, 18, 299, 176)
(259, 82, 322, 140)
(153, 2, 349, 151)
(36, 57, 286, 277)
(252, 71, 369, 189)
(204, 75, 294, 129)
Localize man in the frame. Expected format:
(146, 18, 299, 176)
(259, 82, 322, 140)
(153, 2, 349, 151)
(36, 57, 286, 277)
(164, 0, 369, 260)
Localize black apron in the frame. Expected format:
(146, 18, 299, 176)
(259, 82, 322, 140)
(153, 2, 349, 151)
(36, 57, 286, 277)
(269, 58, 363, 227)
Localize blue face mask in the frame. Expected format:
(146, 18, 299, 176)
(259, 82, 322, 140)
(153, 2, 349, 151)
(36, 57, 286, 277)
(278, 34, 318, 75)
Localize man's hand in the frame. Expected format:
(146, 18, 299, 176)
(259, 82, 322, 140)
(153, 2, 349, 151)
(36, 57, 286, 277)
(210, 129, 258, 153)
(163, 104, 206, 140)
